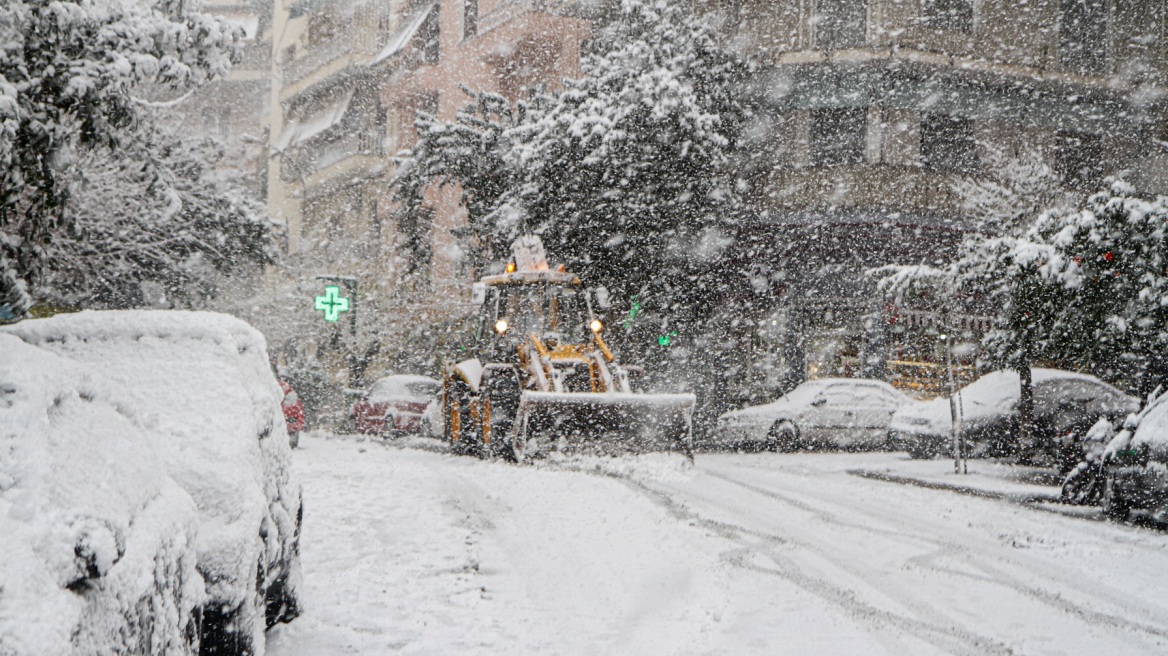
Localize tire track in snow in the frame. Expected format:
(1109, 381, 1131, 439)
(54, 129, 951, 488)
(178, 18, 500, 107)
(566, 462, 1014, 655)
(702, 464, 1168, 651)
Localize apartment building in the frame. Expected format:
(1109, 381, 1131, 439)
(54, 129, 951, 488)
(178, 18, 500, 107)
(701, 0, 1168, 401)
(168, 0, 274, 197)
(263, 0, 594, 381)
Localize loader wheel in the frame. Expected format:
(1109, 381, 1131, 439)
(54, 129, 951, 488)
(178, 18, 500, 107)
(767, 421, 799, 452)
(446, 380, 482, 457)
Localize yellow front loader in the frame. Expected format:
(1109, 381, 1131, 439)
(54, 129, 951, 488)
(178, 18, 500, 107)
(441, 236, 694, 460)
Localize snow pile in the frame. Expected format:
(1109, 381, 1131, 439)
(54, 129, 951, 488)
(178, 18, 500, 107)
(545, 451, 697, 484)
(0, 334, 203, 655)
(2, 310, 301, 647)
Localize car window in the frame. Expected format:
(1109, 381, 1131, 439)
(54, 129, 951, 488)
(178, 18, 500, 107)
(819, 386, 858, 405)
(1039, 379, 1103, 404)
(370, 379, 402, 397)
(406, 382, 440, 398)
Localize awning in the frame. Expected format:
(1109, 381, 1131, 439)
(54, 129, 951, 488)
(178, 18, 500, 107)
(371, 2, 436, 66)
(275, 87, 356, 150)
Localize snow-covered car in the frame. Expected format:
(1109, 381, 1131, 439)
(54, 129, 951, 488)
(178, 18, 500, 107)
(888, 368, 1137, 462)
(351, 374, 441, 436)
(2, 310, 303, 654)
(1099, 390, 1168, 522)
(716, 378, 911, 451)
(0, 334, 204, 655)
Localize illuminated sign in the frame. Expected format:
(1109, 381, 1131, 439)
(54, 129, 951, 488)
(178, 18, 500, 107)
(314, 286, 351, 322)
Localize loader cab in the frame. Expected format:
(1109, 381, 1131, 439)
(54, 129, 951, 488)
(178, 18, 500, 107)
(473, 278, 598, 358)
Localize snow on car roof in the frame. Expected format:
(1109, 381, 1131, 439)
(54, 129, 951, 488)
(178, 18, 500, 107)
(725, 378, 904, 418)
(1133, 393, 1168, 457)
(894, 368, 1119, 428)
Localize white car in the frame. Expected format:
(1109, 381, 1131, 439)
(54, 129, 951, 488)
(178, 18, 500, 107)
(1, 334, 203, 655)
(716, 378, 911, 451)
(3, 310, 303, 654)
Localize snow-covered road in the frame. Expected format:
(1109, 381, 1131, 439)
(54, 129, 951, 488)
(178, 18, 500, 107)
(266, 434, 1168, 655)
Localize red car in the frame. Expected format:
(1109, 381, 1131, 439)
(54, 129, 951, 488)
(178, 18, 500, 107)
(281, 379, 305, 448)
(352, 375, 441, 436)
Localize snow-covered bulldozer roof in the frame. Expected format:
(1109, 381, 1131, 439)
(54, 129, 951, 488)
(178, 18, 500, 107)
(478, 235, 582, 287)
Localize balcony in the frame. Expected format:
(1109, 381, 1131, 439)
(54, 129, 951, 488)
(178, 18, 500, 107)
(761, 164, 976, 229)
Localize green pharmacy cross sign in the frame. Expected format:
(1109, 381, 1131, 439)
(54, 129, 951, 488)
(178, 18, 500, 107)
(314, 286, 351, 323)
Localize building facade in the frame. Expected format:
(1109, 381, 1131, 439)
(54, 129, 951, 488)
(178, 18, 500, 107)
(261, 0, 595, 386)
(255, 0, 1168, 407)
(704, 0, 1168, 403)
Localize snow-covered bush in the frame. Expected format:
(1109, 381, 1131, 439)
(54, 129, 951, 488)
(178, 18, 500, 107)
(0, 0, 244, 316)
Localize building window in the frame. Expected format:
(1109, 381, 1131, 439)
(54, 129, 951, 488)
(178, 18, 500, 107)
(463, 0, 478, 40)
(921, 113, 978, 174)
(420, 5, 440, 65)
(399, 207, 433, 286)
(810, 107, 867, 167)
(1059, 0, 1108, 73)
(1056, 131, 1104, 189)
(923, 0, 974, 33)
(814, 0, 866, 50)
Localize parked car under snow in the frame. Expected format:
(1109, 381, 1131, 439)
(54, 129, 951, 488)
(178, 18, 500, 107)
(715, 378, 911, 451)
(888, 368, 1137, 463)
(0, 334, 204, 655)
(350, 374, 441, 436)
(1100, 390, 1168, 522)
(2, 311, 303, 654)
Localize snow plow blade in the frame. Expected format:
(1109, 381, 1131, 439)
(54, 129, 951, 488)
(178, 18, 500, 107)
(514, 391, 695, 457)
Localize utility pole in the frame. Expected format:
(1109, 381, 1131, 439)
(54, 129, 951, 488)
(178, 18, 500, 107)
(942, 312, 966, 474)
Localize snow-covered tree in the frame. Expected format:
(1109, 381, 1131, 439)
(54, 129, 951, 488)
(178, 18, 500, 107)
(951, 143, 1074, 234)
(1022, 180, 1168, 396)
(394, 0, 748, 295)
(881, 179, 1168, 402)
(498, 0, 748, 297)
(393, 88, 549, 272)
(0, 0, 242, 315)
(38, 120, 279, 309)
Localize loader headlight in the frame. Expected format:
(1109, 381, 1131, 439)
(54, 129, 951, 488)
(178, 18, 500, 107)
(590, 319, 603, 333)
(495, 319, 509, 335)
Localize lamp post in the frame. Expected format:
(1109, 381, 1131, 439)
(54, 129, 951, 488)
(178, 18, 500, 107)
(942, 329, 967, 474)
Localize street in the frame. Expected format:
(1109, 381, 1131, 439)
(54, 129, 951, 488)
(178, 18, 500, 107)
(266, 434, 1168, 655)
